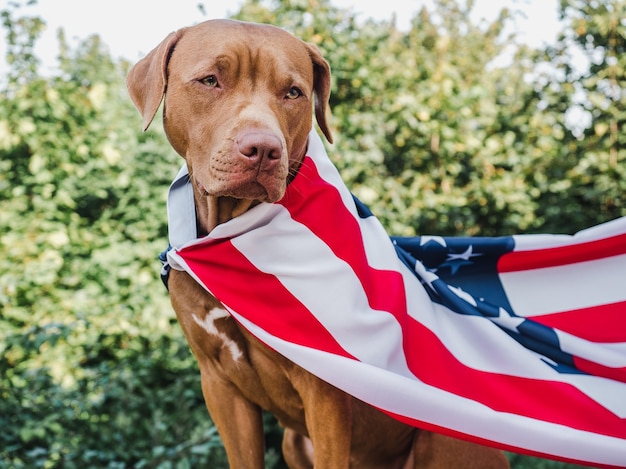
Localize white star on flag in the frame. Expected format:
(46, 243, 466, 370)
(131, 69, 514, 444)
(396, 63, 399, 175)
(446, 245, 482, 262)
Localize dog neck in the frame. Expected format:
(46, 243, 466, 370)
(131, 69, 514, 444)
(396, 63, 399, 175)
(195, 193, 255, 236)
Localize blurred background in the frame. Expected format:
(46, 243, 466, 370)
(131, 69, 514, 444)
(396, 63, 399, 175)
(1, 0, 623, 467)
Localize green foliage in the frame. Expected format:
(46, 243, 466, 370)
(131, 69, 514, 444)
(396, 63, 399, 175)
(532, 0, 626, 231)
(0, 0, 622, 467)
(1, 322, 228, 468)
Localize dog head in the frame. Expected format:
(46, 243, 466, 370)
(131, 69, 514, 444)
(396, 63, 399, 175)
(127, 19, 332, 231)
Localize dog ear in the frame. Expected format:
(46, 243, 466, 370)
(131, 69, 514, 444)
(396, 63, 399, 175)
(126, 30, 184, 131)
(306, 43, 333, 144)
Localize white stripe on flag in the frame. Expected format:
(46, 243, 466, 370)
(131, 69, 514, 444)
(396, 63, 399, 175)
(512, 217, 626, 251)
(500, 254, 626, 317)
(556, 329, 626, 367)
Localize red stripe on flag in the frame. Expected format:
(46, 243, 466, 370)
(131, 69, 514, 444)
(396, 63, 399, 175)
(574, 356, 626, 383)
(401, 317, 626, 440)
(179, 238, 356, 359)
(280, 157, 409, 322)
(498, 233, 626, 272)
(532, 301, 626, 343)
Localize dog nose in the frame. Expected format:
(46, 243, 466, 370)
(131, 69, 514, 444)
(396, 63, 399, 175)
(237, 132, 283, 164)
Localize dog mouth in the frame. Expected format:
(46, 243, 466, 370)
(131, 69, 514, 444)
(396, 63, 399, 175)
(195, 172, 286, 203)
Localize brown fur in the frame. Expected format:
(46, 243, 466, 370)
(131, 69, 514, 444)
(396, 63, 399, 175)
(127, 19, 510, 469)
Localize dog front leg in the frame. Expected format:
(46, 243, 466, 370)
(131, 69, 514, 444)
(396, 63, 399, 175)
(299, 375, 353, 469)
(198, 363, 265, 469)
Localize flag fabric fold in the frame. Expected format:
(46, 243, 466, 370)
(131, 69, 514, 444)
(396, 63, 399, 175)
(163, 129, 626, 468)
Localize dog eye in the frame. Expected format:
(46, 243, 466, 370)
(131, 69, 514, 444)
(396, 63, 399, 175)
(200, 75, 219, 88)
(285, 87, 302, 99)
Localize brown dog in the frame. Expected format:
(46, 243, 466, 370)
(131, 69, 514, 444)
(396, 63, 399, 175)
(127, 19, 510, 469)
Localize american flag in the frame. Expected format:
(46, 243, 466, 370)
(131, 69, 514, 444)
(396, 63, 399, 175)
(163, 130, 626, 468)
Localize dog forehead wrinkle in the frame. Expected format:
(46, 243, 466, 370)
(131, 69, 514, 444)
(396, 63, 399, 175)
(177, 51, 235, 84)
(221, 27, 313, 82)
(230, 43, 288, 88)
(203, 54, 234, 75)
